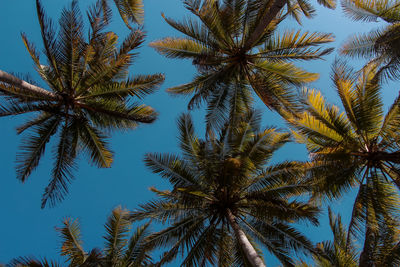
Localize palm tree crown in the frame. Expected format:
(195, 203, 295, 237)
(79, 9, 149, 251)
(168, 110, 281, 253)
(284, 61, 400, 265)
(10, 207, 154, 267)
(341, 0, 400, 80)
(131, 110, 320, 266)
(298, 208, 400, 267)
(0, 0, 164, 207)
(151, 0, 334, 127)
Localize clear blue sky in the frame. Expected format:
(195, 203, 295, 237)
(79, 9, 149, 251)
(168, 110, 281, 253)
(0, 0, 395, 265)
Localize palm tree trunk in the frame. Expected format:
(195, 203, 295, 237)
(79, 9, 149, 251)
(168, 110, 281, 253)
(226, 209, 266, 267)
(0, 69, 60, 100)
(243, 0, 287, 50)
(359, 226, 375, 267)
(359, 204, 376, 267)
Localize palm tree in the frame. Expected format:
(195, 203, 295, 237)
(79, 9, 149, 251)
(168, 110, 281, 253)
(283, 61, 400, 266)
(10, 207, 155, 267)
(150, 0, 334, 128)
(0, 0, 164, 208)
(131, 110, 320, 266)
(341, 0, 400, 80)
(297, 208, 400, 267)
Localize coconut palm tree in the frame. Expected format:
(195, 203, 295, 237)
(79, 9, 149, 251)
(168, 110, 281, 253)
(150, 0, 334, 128)
(10, 207, 154, 267)
(297, 208, 400, 267)
(341, 0, 400, 80)
(283, 61, 400, 266)
(130, 110, 320, 266)
(0, 0, 164, 208)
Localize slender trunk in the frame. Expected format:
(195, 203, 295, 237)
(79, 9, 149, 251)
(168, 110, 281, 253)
(226, 209, 266, 267)
(359, 226, 376, 267)
(0, 69, 60, 100)
(243, 0, 287, 50)
(359, 198, 376, 267)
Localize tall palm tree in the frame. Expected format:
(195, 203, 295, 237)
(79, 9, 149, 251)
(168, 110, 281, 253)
(341, 0, 400, 80)
(297, 208, 400, 267)
(283, 61, 400, 266)
(10, 207, 155, 267)
(0, 0, 164, 208)
(150, 0, 334, 128)
(131, 110, 320, 266)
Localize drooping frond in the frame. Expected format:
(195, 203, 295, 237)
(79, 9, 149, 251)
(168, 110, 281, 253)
(9, 257, 61, 267)
(58, 218, 86, 265)
(16, 116, 61, 182)
(103, 206, 132, 265)
(114, 0, 144, 26)
(41, 119, 78, 208)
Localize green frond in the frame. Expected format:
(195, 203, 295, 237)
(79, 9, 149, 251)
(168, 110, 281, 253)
(118, 28, 145, 56)
(16, 115, 61, 182)
(340, 29, 381, 58)
(81, 74, 164, 100)
(16, 113, 53, 134)
(161, 14, 212, 46)
(380, 93, 400, 142)
(82, 100, 157, 129)
(248, 161, 305, 192)
(150, 38, 209, 59)
(177, 113, 203, 163)
(57, 0, 85, 93)
(0, 101, 49, 117)
(144, 153, 198, 187)
(79, 120, 113, 168)
(9, 256, 61, 267)
(104, 206, 131, 265)
(254, 61, 319, 86)
(180, 224, 219, 267)
(342, 0, 400, 22)
(35, 0, 64, 92)
(184, 0, 235, 49)
(258, 30, 334, 61)
(58, 218, 86, 265)
(130, 199, 197, 223)
(316, 0, 336, 9)
(149, 216, 208, 265)
(333, 61, 383, 136)
(123, 221, 153, 265)
(113, 0, 144, 27)
(41, 118, 78, 208)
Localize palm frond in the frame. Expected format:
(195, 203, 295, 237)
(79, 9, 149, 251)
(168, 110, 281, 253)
(104, 206, 131, 265)
(58, 218, 86, 265)
(16, 115, 61, 182)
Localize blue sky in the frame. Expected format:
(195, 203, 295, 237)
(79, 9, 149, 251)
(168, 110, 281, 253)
(0, 0, 396, 265)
